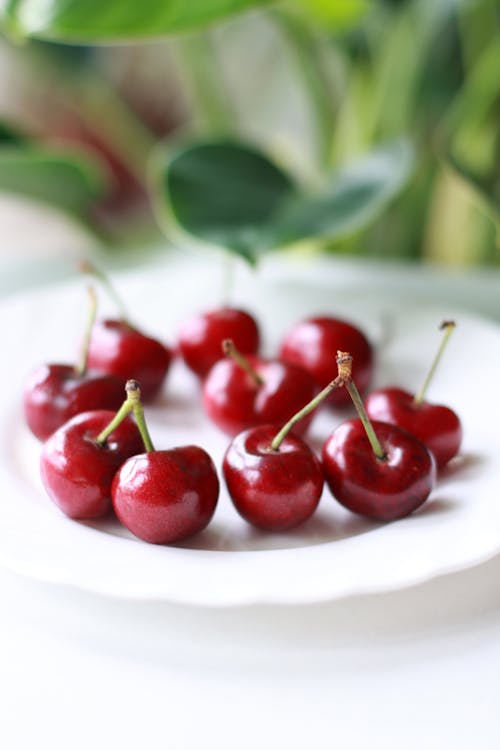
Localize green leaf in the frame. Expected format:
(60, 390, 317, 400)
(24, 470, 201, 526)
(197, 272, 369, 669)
(0, 146, 106, 219)
(0, 121, 28, 146)
(162, 141, 296, 264)
(272, 140, 415, 246)
(444, 37, 500, 218)
(1, 0, 275, 42)
(159, 139, 414, 263)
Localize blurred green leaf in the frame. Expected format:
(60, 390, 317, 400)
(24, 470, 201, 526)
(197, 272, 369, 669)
(0, 145, 106, 219)
(445, 36, 500, 217)
(1, 0, 275, 42)
(291, 0, 370, 30)
(0, 121, 28, 146)
(272, 139, 414, 246)
(162, 141, 296, 264)
(159, 139, 414, 263)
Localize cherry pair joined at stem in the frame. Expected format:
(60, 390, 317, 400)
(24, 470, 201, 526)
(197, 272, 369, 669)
(223, 351, 436, 530)
(41, 380, 219, 544)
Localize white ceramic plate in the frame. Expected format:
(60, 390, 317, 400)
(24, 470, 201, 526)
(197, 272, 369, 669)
(0, 257, 498, 605)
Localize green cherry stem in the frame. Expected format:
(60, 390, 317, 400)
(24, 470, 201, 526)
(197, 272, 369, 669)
(222, 339, 264, 387)
(270, 376, 342, 451)
(96, 379, 155, 451)
(76, 285, 97, 377)
(336, 351, 387, 461)
(80, 259, 130, 323)
(413, 320, 456, 407)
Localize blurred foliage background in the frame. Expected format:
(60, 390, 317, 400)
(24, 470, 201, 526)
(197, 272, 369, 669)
(0, 0, 498, 266)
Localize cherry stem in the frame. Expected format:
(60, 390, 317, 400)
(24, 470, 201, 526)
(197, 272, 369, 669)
(222, 339, 263, 386)
(76, 286, 97, 377)
(270, 377, 341, 451)
(95, 379, 155, 452)
(79, 260, 130, 323)
(336, 351, 387, 461)
(413, 320, 456, 406)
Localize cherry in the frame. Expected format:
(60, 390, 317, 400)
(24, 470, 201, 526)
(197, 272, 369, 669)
(112, 381, 219, 544)
(322, 352, 436, 521)
(364, 321, 462, 469)
(178, 307, 260, 378)
(87, 319, 172, 402)
(280, 316, 374, 407)
(222, 377, 340, 531)
(81, 261, 172, 402)
(40, 398, 144, 519)
(202, 340, 317, 437)
(223, 426, 323, 531)
(23, 287, 125, 441)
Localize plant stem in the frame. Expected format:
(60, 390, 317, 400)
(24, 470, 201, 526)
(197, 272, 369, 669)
(222, 339, 263, 386)
(76, 286, 97, 376)
(80, 260, 130, 322)
(413, 321, 456, 406)
(174, 31, 236, 136)
(337, 351, 386, 461)
(96, 379, 155, 452)
(271, 377, 341, 451)
(346, 380, 386, 461)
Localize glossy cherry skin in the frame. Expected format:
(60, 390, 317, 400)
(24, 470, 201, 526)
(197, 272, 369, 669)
(322, 419, 436, 521)
(87, 319, 172, 402)
(364, 388, 462, 469)
(112, 446, 219, 544)
(178, 307, 260, 378)
(40, 410, 144, 519)
(23, 364, 125, 442)
(223, 425, 324, 531)
(203, 357, 317, 437)
(280, 316, 374, 407)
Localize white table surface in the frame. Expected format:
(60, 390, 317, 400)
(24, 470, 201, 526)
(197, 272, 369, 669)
(1, 199, 499, 749)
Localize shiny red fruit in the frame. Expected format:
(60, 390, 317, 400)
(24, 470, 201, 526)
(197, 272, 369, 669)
(112, 446, 219, 544)
(280, 317, 373, 407)
(178, 307, 260, 378)
(223, 425, 324, 531)
(40, 410, 144, 519)
(364, 387, 462, 469)
(322, 419, 436, 521)
(23, 363, 125, 442)
(203, 357, 317, 437)
(87, 319, 172, 402)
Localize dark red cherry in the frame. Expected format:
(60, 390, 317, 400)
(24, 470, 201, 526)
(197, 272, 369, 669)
(112, 446, 219, 544)
(364, 388, 462, 469)
(280, 316, 374, 407)
(322, 419, 436, 521)
(223, 425, 323, 531)
(364, 322, 462, 469)
(40, 409, 144, 519)
(178, 307, 260, 378)
(87, 319, 172, 402)
(23, 364, 125, 442)
(202, 348, 317, 437)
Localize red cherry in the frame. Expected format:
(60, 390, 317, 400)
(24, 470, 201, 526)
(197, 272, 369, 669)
(322, 419, 436, 521)
(23, 287, 125, 441)
(364, 322, 462, 469)
(87, 319, 172, 402)
(364, 388, 462, 469)
(223, 425, 323, 531)
(40, 409, 144, 519)
(24, 364, 126, 442)
(321, 352, 436, 521)
(178, 307, 260, 378)
(280, 316, 374, 407)
(202, 341, 317, 437)
(112, 446, 219, 544)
